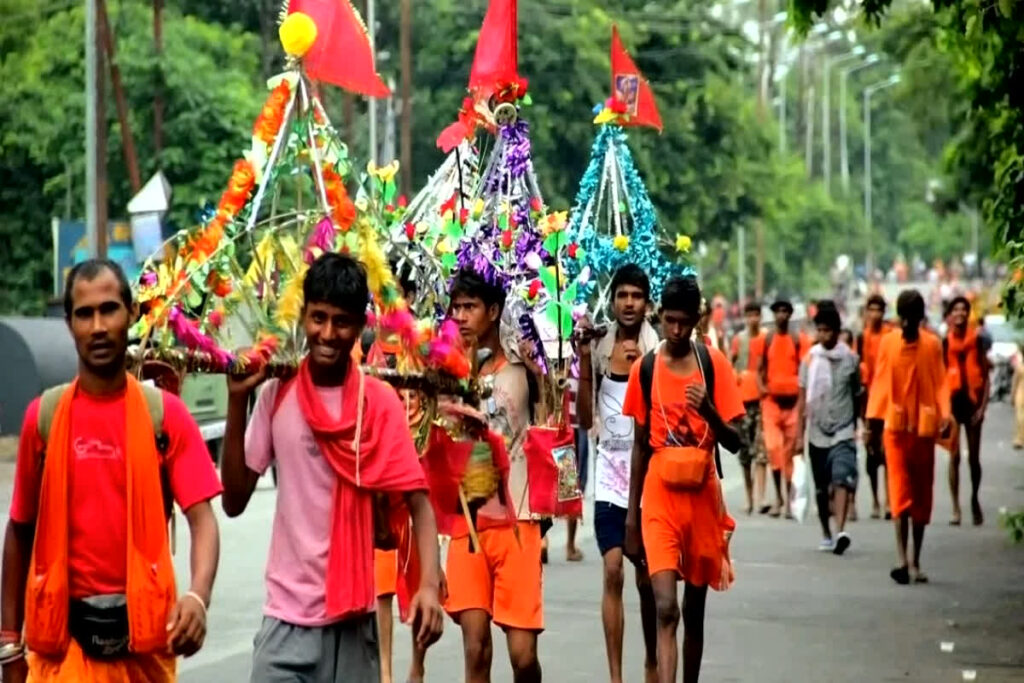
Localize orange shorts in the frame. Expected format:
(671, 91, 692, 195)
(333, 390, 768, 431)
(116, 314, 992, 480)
(28, 638, 175, 682)
(375, 548, 398, 598)
(444, 521, 544, 632)
(641, 451, 735, 591)
(762, 397, 800, 476)
(884, 432, 935, 525)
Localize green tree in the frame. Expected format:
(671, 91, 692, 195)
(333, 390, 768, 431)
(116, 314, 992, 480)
(0, 0, 264, 313)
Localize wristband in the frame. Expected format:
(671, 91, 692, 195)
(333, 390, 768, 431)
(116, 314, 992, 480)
(184, 591, 208, 619)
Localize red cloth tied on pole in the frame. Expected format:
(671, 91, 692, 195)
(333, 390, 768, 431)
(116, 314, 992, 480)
(610, 25, 663, 132)
(523, 423, 583, 519)
(468, 0, 519, 98)
(288, 0, 390, 97)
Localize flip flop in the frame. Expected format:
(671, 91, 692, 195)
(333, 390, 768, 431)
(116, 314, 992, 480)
(912, 570, 929, 584)
(949, 516, 962, 527)
(758, 504, 772, 515)
(890, 566, 910, 585)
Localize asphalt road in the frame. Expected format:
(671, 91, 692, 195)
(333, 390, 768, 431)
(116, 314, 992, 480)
(2, 404, 1018, 682)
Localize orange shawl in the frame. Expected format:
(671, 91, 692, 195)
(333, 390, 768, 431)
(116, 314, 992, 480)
(945, 326, 985, 403)
(294, 360, 428, 620)
(866, 331, 950, 435)
(25, 377, 175, 657)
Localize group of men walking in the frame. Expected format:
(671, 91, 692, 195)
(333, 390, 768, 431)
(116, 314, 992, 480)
(0, 256, 994, 683)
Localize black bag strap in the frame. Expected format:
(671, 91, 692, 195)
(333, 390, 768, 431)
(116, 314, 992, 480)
(694, 343, 724, 479)
(639, 345, 724, 479)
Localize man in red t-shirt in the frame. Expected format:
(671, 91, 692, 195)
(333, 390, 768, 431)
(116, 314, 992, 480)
(2, 259, 222, 683)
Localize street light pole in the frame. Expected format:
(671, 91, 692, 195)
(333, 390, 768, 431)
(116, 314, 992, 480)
(367, 0, 377, 163)
(822, 49, 864, 196)
(840, 54, 881, 194)
(863, 74, 900, 279)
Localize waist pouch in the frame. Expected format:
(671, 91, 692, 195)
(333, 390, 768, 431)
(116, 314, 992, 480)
(69, 594, 130, 659)
(655, 447, 711, 490)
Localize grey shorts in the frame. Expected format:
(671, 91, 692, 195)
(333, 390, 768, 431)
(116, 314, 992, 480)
(809, 440, 858, 493)
(251, 614, 380, 683)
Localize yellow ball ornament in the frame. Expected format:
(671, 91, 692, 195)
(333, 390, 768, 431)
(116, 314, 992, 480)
(675, 234, 692, 254)
(613, 234, 630, 252)
(280, 12, 318, 58)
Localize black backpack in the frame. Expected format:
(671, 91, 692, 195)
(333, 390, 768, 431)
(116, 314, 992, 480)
(638, 343, 724, 478)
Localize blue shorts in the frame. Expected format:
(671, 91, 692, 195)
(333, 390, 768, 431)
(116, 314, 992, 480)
(594, 501, 627, 556)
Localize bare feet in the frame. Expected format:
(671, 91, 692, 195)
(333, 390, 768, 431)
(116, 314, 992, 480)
(870, 503, 881, 520)
(566, 546, 584, 562)
(910, 566, 929, 584)
(744, 502, 754, 516)
(972, 500, 984, 526)
(644, 664, 658, 683)
(949, 511, 962, 526)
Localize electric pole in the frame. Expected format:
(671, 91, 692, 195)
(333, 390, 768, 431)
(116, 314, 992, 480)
(400, 0, 413, 192)
(753, 0, 769, 301)
(154, 0, 164, 156)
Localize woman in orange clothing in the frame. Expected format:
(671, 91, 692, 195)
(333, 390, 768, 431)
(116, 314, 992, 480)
(867, 290, 950, 585)
(943, 296, 990, 526)
(623, 277, 744, 683)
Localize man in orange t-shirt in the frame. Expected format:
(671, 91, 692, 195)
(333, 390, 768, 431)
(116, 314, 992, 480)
(867, 290, 950, 585)
(757, 299, 811, 517)
(623, 276, 744, 683)
(729, 301, 766, 515)
(858, 294, 893, 520)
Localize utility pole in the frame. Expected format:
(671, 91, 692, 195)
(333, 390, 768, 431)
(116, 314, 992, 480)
(85, 0, 108, 257)
(367, 0, 377, 163)
(399, 0, 413, 191)
(738, 225, 746, 304)
(98, 0, 142, 194)
(153, 0, 164, 156)
(805, 84, 815, 177)
(754, 0, 768, 301)
(863, 74, 900, 279)
(839, 55, 880, 194)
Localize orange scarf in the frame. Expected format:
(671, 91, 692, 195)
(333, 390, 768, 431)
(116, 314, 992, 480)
(294, 360, 428, 619)
(25, 377, 175, 657)
(946, 326, 985, 402)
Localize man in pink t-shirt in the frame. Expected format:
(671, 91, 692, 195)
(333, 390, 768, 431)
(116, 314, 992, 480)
(221, 253, 443, 683)
(2, 259, 221, 683)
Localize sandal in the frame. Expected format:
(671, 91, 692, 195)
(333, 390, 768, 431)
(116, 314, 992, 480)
(911, 569, 929, 584)
(566, 547, 584, 562)
(890, 566, 910, 585)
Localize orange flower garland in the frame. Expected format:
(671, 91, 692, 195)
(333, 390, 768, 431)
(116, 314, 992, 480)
(321, 162, 356, 231)
(254, 81, 291, 145)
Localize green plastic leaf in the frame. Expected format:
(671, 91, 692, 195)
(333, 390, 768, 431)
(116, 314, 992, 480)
(441, 252, 457, 271)
(545, 301, 573, 339)
(498, 213, 509, 231)
(564, 282, 578, 303)
(521, 93, 533, 106)
(383, 180, 397, 205)
(543, 231, 567, 256)
(445, 219, 464, 239)
(538, 267, 557, 294)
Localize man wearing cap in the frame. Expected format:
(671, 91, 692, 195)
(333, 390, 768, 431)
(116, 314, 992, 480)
(757, 299, 811, 516)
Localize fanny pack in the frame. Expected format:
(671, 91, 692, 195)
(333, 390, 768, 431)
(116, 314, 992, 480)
(655, 447, 711, 490)
(770, 394, 799, 410)
(69, 594, 130, 659)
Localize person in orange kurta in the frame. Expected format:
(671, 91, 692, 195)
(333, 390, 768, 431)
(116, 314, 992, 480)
(757, 299, 811, 517)
(943, 296, 990, 527)
(729, 301, 766, 515)
(867, 290, 950, 585)
(858, 294, 894, 520)
(623, 277, 744, 683)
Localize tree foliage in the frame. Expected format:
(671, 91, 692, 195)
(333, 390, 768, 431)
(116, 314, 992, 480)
(793, 0, 1023, 309)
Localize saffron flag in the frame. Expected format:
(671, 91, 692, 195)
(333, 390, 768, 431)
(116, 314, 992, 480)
(468, 0, 519, 97)
(288, 0, 390, 98)
(610, 26, 662, 132)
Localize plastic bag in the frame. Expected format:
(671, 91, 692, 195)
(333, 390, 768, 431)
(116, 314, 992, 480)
(790, 455, 810, 523)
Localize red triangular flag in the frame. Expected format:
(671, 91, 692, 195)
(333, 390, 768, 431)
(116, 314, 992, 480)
(468, 0, 519, 97)
(289, 0, 390, 98)
(610, 26, 662, 132)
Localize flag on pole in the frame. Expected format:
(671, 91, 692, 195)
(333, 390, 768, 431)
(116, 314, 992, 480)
(288, 0, 390, 98)
(610, 26, 662, 132)
(468, 0, 519, 97)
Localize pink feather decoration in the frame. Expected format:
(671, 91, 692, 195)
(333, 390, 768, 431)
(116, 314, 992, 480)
(305, 217, 337, 264)
(169, 306, 235, 369)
